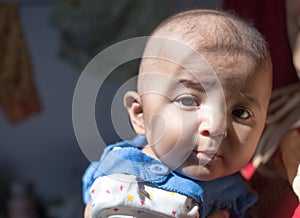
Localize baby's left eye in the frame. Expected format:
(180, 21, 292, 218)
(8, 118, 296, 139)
(177, 96, 198, 107)
(232, 108, 252, 119)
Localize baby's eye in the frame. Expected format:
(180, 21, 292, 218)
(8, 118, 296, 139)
(176, 96, 198, 107)
(232, 108, 252, 119)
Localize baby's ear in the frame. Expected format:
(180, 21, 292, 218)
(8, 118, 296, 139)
(123, 91, 145, 135)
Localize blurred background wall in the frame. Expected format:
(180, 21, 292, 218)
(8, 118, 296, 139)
(0, 0, 220, 217)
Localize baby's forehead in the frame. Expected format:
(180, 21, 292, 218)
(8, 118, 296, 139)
(138, 52, 271, 94)
(139, 51, 258, 77)
(139, 58, 208, 80)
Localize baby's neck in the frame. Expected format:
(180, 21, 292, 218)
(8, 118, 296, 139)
(141, 145, 160, 161)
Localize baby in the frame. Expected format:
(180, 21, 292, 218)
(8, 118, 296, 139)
(82, 9, 272, 218)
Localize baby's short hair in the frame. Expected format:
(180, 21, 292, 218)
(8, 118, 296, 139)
(150, 9, 268, 61)
(138, 9, 272, 93)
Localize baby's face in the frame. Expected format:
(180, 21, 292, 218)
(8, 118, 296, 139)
(139, 53, 271, 181)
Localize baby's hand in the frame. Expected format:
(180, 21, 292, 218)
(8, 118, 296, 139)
(84, 201, 92, 218)
(293, 164, 300, 200)
(279, 128, 300, 187)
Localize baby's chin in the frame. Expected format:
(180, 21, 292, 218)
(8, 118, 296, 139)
(176, 165, 220, 181)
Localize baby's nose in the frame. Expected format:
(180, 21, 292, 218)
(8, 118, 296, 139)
(198, 104, 227, 138)
(199, 122, 225, 138)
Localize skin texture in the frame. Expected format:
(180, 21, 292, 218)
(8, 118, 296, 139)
(124, 9, 273, 182)
(84, 10, 272, 218)
(125, 53, 271, 181)
(84, 201, 92, 218)
(273, 129, 300, 185)
(122, 10, 271, 218)
(280, 129, 300, 185)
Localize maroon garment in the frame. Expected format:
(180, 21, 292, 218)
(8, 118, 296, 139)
(223, 0, 299, 89)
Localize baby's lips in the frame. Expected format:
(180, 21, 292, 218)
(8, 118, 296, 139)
(193, 150, 222, 159)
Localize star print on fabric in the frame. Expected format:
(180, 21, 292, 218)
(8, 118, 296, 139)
(126, 194, 133, 202)
(170, 191, 176, 196)
(139, 188, 150, 198)
(113, 208, 119, 212)
(141, 200, 145, 206)
(90, 189, 95, 194)
(120, 185, 124, 191)
(172, 210, 177, 216)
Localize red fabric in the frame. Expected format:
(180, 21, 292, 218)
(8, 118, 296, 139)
(248, 172, 298, 218)
(222, 0, 299, 89)
(268, 187, 299, 218)
(293, 204, 300, 218)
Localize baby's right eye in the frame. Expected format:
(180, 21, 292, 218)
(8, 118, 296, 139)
(176, 95, 199, 107)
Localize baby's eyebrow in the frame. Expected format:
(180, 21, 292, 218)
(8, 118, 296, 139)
(178, 79, 206, 92)
(240, 93, 262, 110)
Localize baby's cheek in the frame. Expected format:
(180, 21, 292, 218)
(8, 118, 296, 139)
(154, 110, 198, 159)
(147, 113, 166, 144)
(230, 124, 258, 164)
(232, 123, 250, 145)
(147, 109, 181, 153)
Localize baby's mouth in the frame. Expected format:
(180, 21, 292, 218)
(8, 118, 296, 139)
(193, 150, 222, 161)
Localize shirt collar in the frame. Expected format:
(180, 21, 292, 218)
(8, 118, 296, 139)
(97, 141, 204, 203)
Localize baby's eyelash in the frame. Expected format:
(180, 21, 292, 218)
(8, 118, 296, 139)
(175, 95, 199, 107)
(231, 107, 253, 120)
